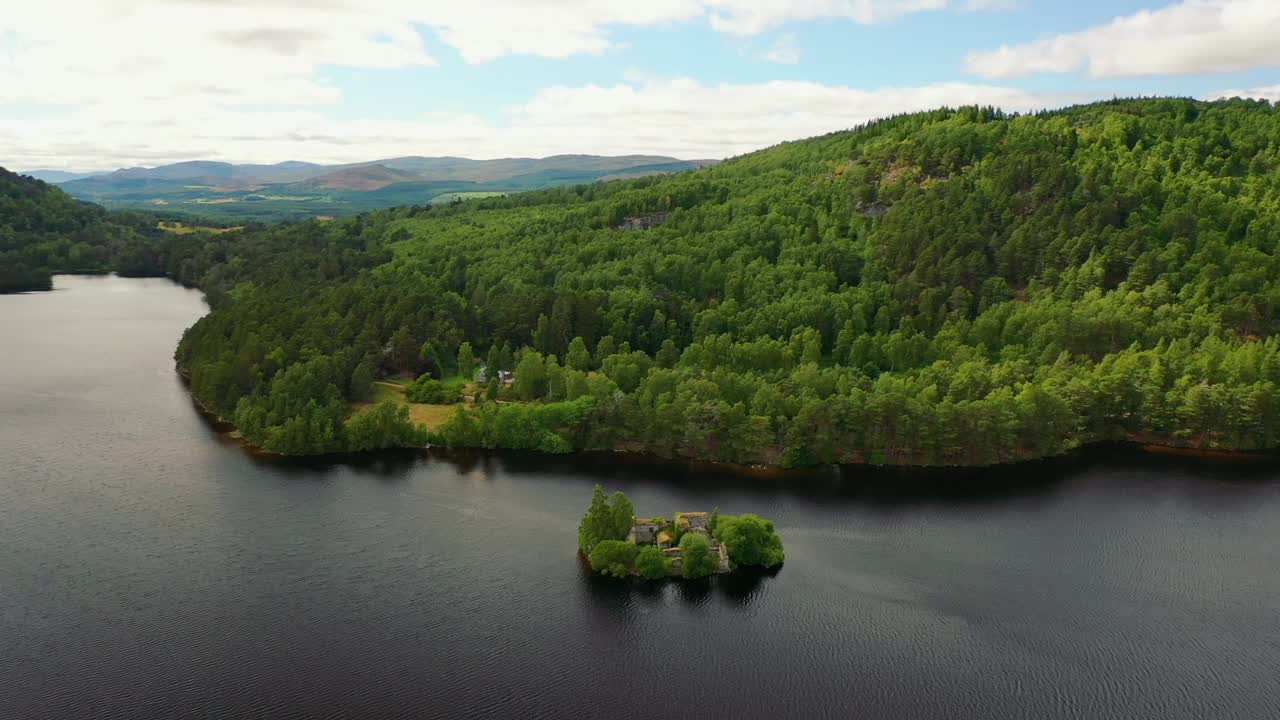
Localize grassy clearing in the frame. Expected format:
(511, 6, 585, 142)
(157, 221, 244, 235)
(429, 191, 507, 205)
(404, 403, 460, 428)
(438, 374, 473, 392)
(371, 383, 405, 401)
(382, 374, 473, 391)
(351, 397, 459, 429)
(357, 377, 470, 430)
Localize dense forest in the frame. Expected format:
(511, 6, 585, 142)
(9, 98, 1280, 466)
(0, 168, 177, 292)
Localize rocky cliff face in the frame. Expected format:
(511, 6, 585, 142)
(616, 213, 669, 231)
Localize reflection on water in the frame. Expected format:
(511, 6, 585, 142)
(575, 550, 776, 610)
(4, 276, 1280, 720)
(360, 442, 1280, 508)
(716, 565, 778, 605)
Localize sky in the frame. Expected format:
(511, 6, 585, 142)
(2, 0, 1278, 171)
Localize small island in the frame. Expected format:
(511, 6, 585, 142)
(577, 485, 784, 580)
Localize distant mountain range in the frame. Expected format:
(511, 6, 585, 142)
(24, 155, 717, 221)
(23, 169, 104, 183)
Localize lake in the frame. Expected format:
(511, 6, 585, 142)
(2, 275, 1279, 719)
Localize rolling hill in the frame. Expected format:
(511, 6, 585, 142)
(21, 169, 102, 183)
(166, 98, 1280, 463)
(48, 154, 717, 221)
(9, 99, 1280, 463)
(297, 164, 423, 190)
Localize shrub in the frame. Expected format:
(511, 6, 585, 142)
(634, 545, 671, 580)
(404, 376, 460, 404)
(537, 431, 573, 454)
(714, 514, 784, 568)
(589, 540, 638, 578)
(344, 399, 427, 451)
(679, 532, 717, 579)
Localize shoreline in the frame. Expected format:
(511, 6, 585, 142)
(1137, 443, 1267, 461)
(41, 274, 1272, 474)
(177, 371, 1273, 471)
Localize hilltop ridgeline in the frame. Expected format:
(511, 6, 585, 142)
(41, 155, 716, 222)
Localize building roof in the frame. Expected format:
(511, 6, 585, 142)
(675, 511, 710, 529)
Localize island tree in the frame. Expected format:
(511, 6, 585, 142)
(714, 514, 785, 568)
(588, 540, 638, 578)
(634, 545, 671, 580)
(679, 532, 718, 579)
(577, 485, 635, 552)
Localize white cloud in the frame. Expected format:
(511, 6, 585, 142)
(0, 78, 1086, 169)
(1, 1, 976, 78)
(1209, 84, 1280, 102)
(706, 0, 947, 35)
(0, 1, 1017, 169)
(0, 3, 434, 109)
(965, 0, 1280, 79)
(961, 0, 1021, 11)
(763, 33, 801, 64)
(422, 1, 707, 62)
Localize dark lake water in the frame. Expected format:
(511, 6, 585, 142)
(2, 275, 1279, 719)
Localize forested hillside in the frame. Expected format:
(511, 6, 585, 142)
(0, 169, 169, 292)
(159, 99, 1280, 463)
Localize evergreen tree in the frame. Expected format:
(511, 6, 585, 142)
(419, 341, 442, 379)
(457, 342, 476, 380)
(566, 336, 591, 371)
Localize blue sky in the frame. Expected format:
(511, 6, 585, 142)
(324, 0, 1272, 121)
(2, 0, 1278, 169)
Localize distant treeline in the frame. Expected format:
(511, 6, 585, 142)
(0, 168, 249, 292)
